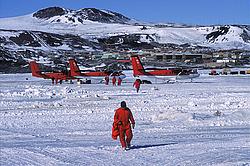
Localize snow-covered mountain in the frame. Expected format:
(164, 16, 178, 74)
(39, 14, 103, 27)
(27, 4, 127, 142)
(0, 7, 250, 72)
(1, 7, 250, 49)
(32, 7, 132, 24)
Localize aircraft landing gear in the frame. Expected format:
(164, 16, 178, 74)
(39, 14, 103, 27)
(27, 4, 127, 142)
(142, 80, 152, 84)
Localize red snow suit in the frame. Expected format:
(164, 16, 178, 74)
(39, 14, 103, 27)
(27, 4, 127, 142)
(112, 124, 119, 140)
(104, 76, 109, 85)
(133, 79, 141, 93)
(112, 77, 116, 86)
(117, 77, 122, 86)
(113, 107, 135, 148)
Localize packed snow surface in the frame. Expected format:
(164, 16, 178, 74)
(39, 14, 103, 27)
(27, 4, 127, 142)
(0, 71, 250, 165)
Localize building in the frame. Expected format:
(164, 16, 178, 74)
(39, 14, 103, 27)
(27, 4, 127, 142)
(148, 52, 209, 63)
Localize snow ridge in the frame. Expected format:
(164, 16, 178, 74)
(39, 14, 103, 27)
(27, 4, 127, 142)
(0, 7, 249, 50)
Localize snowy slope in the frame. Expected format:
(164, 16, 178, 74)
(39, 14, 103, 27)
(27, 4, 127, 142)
(0, 7, 250, 50)
(0, 72, 250, 165)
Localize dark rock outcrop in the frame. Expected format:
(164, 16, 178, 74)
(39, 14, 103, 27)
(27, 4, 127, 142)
(33, 7, 67, 19)
(33, 7, 131, 24)
(9, 31, 41, 47)
(206, 26, 230, 43)
(75, 8, 130, 24)
(98, 34, 157, 49)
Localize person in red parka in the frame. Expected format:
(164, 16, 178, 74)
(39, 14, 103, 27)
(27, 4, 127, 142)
(112, 76, 116, 86)
(113, 101, 135, 150)
(104, 76, 109, 85)
(133, 79, 141, 93)
(117, 77, 122, 86)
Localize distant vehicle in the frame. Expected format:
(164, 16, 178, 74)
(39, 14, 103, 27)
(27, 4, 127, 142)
(131, 55, 200, 83)
(29, 61, 75, 84)
(68, 59, 126, 84)
(209, 68, 250, 76)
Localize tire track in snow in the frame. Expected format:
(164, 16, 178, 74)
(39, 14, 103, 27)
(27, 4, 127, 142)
(24, 148, 81, 165)
(0, 149, 45, 166)
(172, 146, 250, 166)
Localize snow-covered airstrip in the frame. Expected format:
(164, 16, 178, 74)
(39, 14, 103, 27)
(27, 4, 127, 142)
(0, 71, 250, 165)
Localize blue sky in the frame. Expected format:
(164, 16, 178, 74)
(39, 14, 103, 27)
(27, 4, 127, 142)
(0, 0, 249, 25)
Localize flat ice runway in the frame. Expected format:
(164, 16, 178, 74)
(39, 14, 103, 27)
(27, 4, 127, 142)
(0, 72, 250, 165)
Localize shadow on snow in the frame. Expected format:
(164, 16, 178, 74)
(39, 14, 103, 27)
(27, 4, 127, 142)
(130, 142, 177, 150)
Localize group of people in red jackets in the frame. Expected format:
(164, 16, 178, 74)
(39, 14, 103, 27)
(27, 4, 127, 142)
(111, 76, 123, 86)
(104, 75, 123, 86)
(105, 76, 142, 93)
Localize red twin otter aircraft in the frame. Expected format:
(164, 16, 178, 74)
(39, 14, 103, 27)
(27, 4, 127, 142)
(30, 59, 126, 84)
(131, 55, 200, 83)
(68, 59, 126, 84)
(29, 61, 75, 84)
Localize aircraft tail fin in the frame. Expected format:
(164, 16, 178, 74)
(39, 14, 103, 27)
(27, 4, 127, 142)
(29, 61, 43, 78)
(131, 55, 145, 76)
(69, 59, 81, 76)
